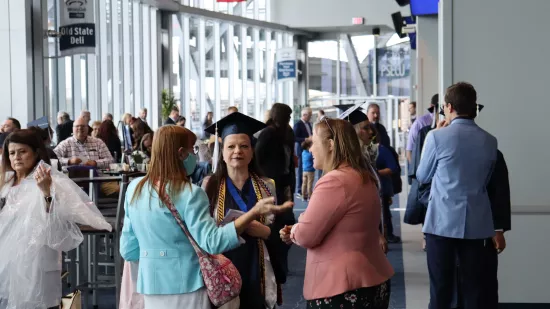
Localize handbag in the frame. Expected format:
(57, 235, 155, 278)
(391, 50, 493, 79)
(61, 290, 81, 309)
(159, 189, 242, 307)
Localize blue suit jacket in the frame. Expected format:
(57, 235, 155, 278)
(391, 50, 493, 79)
(417, 118, 497, 239)
(120, 178, 240, 295)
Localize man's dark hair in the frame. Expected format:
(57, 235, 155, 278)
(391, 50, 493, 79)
(171, 106, 179, 112)
(318, 109, 325, 115)
(410, 102, 416, 107)
(444, 82, 477, 117)
(431, 94, 439, 107)
(7, 118, 21, 130)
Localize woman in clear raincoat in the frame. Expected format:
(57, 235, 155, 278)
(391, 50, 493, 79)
(0, 130, 112, 309)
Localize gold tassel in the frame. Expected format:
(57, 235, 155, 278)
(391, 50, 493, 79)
(212, 123, 219, 173)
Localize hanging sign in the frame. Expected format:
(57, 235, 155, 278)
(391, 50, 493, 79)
(276, 48, 297, 82)
(59, 0, 96, 56)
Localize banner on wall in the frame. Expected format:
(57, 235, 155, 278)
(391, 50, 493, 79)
(276, 48, 297, 82)
(59, 0, 96, 56)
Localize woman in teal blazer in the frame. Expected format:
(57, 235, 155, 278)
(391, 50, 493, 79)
(120, 125, 292, 309)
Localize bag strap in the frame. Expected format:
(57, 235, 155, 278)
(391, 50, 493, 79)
(156, 183, 207, 257)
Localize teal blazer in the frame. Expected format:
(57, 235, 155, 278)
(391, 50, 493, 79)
(120, 178, 240, 295)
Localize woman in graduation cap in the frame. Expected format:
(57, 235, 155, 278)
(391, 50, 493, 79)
(202, 112, 294, 309)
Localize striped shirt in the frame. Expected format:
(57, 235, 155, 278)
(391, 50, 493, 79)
(54, 136, 114, 168)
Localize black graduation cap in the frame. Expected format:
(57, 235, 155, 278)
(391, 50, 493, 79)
(438, 104, 484, 116)
(335, 104, 368, 125)
(27, 116, 49, 129)
(204, 112, 266, 140)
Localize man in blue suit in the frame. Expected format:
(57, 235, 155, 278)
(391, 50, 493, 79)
(417, 82, 498, 309)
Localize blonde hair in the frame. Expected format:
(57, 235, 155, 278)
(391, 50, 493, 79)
(314, 118, 376, 183)
(131, 126, 197, 206)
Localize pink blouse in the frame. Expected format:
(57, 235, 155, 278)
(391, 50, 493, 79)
(290, 166, 394, 300)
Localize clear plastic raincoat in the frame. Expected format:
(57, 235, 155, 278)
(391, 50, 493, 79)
(0, 163, 112, 309)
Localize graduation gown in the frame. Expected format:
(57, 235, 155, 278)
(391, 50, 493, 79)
(213, 176, 290, 309)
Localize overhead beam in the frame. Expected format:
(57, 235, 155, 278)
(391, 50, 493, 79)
(341, 34, 370, 96)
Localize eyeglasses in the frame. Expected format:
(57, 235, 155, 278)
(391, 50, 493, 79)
(322, 117, 335, 137)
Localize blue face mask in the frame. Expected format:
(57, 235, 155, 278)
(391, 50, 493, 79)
(183, 152, 197, 176)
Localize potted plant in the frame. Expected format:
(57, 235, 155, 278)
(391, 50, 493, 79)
(161, 89, 178, 120)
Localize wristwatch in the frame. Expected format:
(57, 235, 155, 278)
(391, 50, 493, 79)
(44, 196, 53, 203)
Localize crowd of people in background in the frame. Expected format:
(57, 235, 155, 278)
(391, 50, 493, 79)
(0, 81, 510, 309)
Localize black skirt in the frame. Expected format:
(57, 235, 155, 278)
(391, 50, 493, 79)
(307, 281, 391, 309)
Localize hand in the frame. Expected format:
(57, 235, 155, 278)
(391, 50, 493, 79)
(34, 164, 52, 197)
(69, 157, 82, 165)
(246, 220, 271, 240)
(252, 197, 294, 217)
(436, 120, 448, 130)
(379, 233, 388, 254)
(493, 231, 506, 254)
(279, 225, 293, 245)
(84, 160, 97, 167)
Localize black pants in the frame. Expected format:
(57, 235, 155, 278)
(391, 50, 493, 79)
(382, 195, 394, 237)
(426, 234, 498, 309)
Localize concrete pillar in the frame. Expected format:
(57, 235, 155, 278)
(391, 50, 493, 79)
(415, 15, 439, 113)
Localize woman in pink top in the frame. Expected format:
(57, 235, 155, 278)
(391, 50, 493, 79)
(280, 118, 394, 308)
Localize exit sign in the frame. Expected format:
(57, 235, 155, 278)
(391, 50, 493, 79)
(352, 17, 365, 25)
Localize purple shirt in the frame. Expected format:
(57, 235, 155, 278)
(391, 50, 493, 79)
(406, 113, 434, 151)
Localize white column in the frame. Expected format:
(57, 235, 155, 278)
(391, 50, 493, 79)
(275, 32, 283, 102)
(199, 19, 207, 119)
(142, 5, 151, 123)
(213, 21, 221, 120)
(99, 0, 109, 117)
(72, 56, 82, 117)
(253, 28, 260, 119)
(133, 2, 142, 115)
(240, 25, 248, 116)
(150, 8, 159, 129)
(182, 15, 191, 123)
(0, 0, 32, 123)
(87, 54, 98, 120)
(111, 0, 121, 120)
(265, 31, 272, 108)
(122, 0, 132, 115)
(0, 0, 13, 120)
(227, 23, 235, 107)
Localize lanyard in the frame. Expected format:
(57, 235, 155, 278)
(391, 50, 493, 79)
(225, 177, 257, 213)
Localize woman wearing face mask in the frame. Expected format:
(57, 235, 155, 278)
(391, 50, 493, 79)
(120, 125, 292, 309)
(202, 112, 294, 309)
